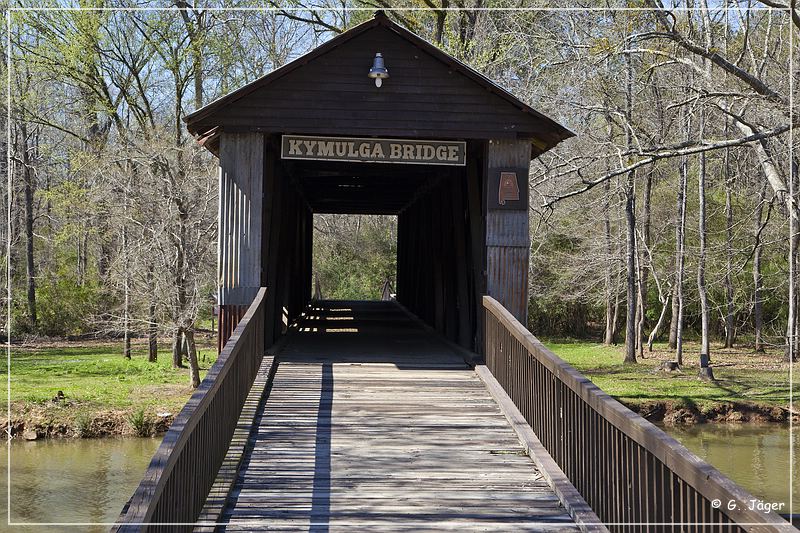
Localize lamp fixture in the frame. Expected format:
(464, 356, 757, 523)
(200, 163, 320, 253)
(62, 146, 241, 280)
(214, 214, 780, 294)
(368, 52, 389, 87)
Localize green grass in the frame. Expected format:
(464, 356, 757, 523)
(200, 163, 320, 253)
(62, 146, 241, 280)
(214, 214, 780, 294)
(545, 340, 796, 409)
(2, 339, 218, 415)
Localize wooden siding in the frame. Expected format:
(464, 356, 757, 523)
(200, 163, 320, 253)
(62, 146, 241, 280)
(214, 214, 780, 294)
(262, 138, 314, 346)
(218, 132, 264, 306)
(190, 25, 561, 144)
(396, 159, 485, 350)
(485, 139, 531, 324)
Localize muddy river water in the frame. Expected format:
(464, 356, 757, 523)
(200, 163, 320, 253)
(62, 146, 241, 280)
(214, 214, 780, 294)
(0, 424, 795, 530)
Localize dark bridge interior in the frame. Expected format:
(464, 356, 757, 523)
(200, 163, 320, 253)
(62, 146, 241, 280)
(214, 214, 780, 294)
(287, 159, 442, 215)
(270, 136, 487, 351)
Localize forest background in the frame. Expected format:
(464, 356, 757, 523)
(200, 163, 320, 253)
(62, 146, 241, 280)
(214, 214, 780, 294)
(2, 1, 797, 394)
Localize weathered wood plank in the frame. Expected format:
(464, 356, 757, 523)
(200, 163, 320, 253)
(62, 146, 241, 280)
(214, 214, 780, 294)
(216, 300, 580, 532)
(485, 139, 531, 325)
(482, 295, 795, 532)
(194, 356, 278, 532)
(114, 288, 267, 533)
(218, 132, 264, 306)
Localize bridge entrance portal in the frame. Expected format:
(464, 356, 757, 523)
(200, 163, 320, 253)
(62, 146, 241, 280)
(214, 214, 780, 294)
(183, 11, 572, 353)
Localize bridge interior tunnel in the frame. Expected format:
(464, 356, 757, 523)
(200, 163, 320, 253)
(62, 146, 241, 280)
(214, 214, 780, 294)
(263, 137, 488, 352)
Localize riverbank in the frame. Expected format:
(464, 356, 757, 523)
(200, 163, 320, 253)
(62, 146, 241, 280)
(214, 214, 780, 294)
(4, 337, 796, 439)
(2, 337, 216, 439)
(547, 340, 798, 426)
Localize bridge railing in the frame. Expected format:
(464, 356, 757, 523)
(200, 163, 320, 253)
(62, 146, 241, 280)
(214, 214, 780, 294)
(113, 287, 267, 532)
(483, 295, 791, 532)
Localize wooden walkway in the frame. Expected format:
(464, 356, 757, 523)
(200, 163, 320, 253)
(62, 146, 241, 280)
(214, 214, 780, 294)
(218, 301, 580, 532)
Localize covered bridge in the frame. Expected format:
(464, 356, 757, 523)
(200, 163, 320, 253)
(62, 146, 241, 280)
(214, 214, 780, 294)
(184, 10, 572, 351)
(114, 11, 792, 533)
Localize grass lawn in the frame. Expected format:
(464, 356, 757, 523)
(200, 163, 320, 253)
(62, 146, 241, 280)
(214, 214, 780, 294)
(545, 339, 797, 411)
(1, 335, 218, 436)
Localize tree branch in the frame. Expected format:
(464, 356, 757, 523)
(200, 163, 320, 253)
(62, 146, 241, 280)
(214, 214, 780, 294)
(644, 0, 787, 106)
(542, 124, 790, 208)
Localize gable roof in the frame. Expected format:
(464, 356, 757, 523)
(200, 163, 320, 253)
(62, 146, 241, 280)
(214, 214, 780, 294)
(184, 11, 574, 157)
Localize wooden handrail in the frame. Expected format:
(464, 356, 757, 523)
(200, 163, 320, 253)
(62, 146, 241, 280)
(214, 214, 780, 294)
(113, 287, 267, 532)
(483, 295, 791, 532)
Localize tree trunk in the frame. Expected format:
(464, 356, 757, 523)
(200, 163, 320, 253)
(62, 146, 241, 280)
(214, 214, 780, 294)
(697, 9, 712, 362)
(635, 171, 652, 357)
(648, 294, 670, 351)
(172, 327, 184, 368)
(624, 173, 637, 364)
(635, 246, 645, 358)
(20, 124, 37, 327)
(604, 180, 615, 345)
(753, 191, 765, 352)
(78, 230, 89, 286)
(611, 271, 621, 344)
(122, 222, 131, 360)
(623, 50, 637, 364)
(148, 286, 158, 363)
(184, 328, 200, 388)
(724, 175, 735, 348)
(176, 3, 204, 110)
(675, 124, 689, 366)
(668, 283, 679, 349)
(786, 160, 798, 363)
(697, 151, 711, 359)
(148, 304, 158, 362)
(146, 265, 157, 362)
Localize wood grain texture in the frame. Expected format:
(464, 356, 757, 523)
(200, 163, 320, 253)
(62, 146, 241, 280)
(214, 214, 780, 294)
(217, 300, 580, 532)
(114, 288, 267, 532)
(482, 295, 794, 532)
(218, 132, 264, 306)
(485, 139, 531, 325)
(185, 15, 574, 156)
(475, 365, 608, 533)
(195, 355, 278, 532)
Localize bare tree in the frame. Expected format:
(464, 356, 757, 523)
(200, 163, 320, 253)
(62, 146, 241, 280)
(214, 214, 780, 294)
(623, 47, 637, 364)
(675, 115, 689, 367)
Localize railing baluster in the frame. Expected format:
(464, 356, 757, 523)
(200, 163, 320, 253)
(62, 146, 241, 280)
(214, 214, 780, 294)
(113, 287, 268, 532)
(480, 295, 790, 533)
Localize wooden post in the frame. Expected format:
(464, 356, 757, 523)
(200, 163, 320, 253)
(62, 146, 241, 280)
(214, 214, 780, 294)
(217, 132, 264, 351)
(466, 141, 486, 351)
(484, 139, 531, 325)
(450, 168, 472, 349)
(263, 146, 285, 345)
(303, 207, 313, 306)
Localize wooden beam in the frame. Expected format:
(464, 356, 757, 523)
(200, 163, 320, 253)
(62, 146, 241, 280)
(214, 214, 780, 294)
(484, 139, 531, 325)
(263, 139, 285, 345)
(466, 141, 486, 351)
(450, 168, 471, 349)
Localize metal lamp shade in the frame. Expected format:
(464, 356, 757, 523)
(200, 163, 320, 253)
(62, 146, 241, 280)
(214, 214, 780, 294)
(368, 53, 389, 86)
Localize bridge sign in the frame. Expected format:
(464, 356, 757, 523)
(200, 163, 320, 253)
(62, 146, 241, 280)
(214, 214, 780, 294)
(281, 135, 466, 166)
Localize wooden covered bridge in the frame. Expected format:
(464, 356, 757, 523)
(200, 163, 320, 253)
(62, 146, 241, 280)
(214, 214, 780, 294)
(114, 12, 792, 533)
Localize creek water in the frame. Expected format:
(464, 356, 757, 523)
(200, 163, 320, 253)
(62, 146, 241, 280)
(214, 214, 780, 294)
(1, 437, 160, 532)
(662, 423, 798, 510)
(0, 425, 795, 531)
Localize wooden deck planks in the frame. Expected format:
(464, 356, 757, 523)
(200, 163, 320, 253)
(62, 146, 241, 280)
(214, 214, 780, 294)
(218, 301, 579, 532)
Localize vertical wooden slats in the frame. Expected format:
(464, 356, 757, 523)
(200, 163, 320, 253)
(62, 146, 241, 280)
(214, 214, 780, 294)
(217, 132, 264, 352)
(485, 139, 530, 325)
(113, 288, 267, 533)
(396, 156, 485, 350)
(482, 295, 790, 533)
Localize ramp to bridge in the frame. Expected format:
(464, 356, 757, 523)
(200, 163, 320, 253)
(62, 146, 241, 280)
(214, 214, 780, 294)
(218, 301, 580, 532)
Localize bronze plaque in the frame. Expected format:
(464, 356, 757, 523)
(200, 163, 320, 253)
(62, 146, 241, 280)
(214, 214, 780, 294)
(498, 172, 520, 205)
(281, 135, 466, 166)
(489, 167, 528, 210)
